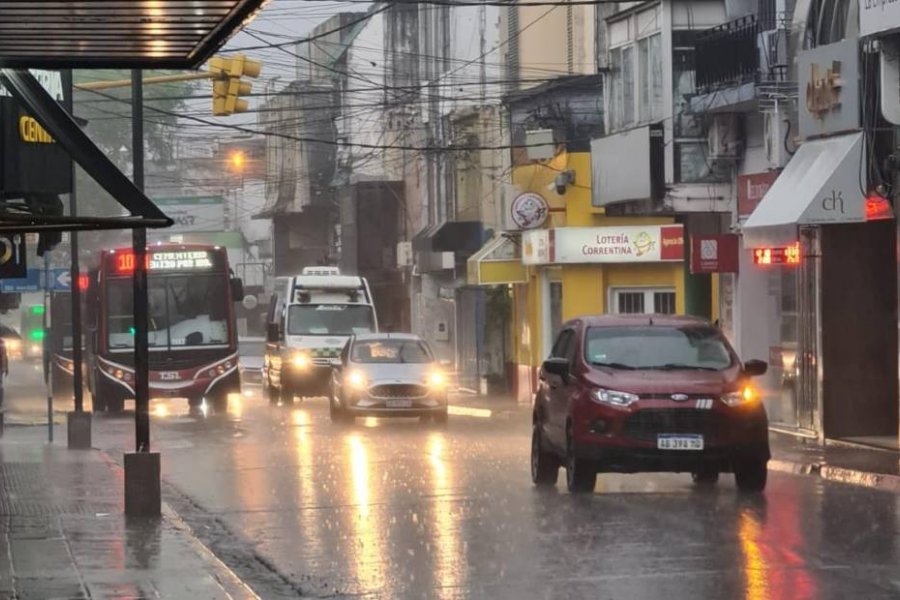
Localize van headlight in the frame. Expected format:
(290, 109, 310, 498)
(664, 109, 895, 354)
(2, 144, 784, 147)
(591, 388, 639, 408)
(721, 386, 756, 407)
(291, 352, 311, 369)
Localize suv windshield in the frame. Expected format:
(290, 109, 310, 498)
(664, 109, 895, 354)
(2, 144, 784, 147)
(585, 325, 734, 370)
(287, 304, 375, 335)
(351, 339, 431, 363)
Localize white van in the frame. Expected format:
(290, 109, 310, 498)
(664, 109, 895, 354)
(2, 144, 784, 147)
(263, 267, 377, 401)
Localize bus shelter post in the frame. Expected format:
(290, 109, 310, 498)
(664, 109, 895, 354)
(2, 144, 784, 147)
(62, 69, 92, 450)
(124, 70, 160, 518)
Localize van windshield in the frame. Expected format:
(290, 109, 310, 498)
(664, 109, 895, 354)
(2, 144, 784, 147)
(287, 304, 375, 335)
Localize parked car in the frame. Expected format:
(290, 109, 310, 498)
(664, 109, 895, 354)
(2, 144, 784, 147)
(0, 325, 22, 361)
(330, 333, 449, 424)
(531, 314, 770, 494)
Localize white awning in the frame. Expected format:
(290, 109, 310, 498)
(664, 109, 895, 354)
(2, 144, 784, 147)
(742, 132, 866, 248)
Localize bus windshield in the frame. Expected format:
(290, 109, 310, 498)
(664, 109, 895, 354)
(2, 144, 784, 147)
(107, 275, 230, 350)
(287, 304, 375, 336)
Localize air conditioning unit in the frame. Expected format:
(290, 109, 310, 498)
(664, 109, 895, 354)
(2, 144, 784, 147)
(396, 241, 413, 268)
(763, 112, 789, 169)
(707, 113, 742, 161)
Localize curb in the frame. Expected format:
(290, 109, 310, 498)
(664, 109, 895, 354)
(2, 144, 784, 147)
(96, 450, 262, 600)
(769, 458, 900, 493)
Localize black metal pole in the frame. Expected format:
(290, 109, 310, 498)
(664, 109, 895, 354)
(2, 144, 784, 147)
(131, 70, 150, 452)
(62, 70, 84, 413)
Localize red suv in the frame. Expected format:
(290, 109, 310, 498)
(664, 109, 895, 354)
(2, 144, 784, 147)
(531, 315, 770, 494)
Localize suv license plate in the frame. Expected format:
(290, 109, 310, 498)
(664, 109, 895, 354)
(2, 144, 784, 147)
(657, 434, 704, 451)
(386, 399, 412, 408)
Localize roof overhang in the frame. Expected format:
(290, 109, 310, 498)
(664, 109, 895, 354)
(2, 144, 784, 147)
(0, 68, 172, 232)
(0, 0, 268, 69)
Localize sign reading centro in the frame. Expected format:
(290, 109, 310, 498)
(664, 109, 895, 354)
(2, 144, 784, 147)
(522, 225, 684, 265)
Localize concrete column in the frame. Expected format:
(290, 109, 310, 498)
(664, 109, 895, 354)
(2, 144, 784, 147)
(125, 452, 161, 517)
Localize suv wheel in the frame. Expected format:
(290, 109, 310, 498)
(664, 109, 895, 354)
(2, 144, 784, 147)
(531, 425, 559, 487)
(565, 424, 596, 494)
(734, 460, 767, 493)
(691, 470, 719, 485)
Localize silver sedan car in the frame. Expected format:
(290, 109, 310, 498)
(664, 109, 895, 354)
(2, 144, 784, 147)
(329, 333, 449, 424)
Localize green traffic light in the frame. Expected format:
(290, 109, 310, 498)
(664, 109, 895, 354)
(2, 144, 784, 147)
(29, 329, 44, 341)
(31, 305, 44, 315)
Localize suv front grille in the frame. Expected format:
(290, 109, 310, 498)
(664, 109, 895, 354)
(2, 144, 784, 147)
(369, 384, 428, 399)
(623, 409, 720, 442)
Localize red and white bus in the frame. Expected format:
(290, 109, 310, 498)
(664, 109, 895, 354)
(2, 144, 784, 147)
(85, 244, 244, 411)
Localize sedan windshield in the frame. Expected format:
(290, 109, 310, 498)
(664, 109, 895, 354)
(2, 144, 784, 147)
(585, 325, 734, 370)
(351, 339, 431, 363)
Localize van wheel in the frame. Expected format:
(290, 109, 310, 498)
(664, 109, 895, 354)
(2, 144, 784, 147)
(266, 384, 280, 405)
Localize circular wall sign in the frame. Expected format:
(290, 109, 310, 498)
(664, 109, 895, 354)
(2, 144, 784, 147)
(510, 192, 549, 230)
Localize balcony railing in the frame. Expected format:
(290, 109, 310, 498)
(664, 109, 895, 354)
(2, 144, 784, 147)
(695, 15, 760, 93)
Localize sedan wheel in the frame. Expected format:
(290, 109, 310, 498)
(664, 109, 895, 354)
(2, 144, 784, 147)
(531, 425, 559, 487)
(565, 425, 596, 494)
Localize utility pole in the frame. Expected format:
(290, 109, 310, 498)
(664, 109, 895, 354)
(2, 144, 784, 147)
(124, 69, 160, 517)
(62, 69, 91, 450)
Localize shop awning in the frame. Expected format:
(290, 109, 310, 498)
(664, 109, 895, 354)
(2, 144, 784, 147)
(742, 132, 866, 248)
(466, 234, 527, 286)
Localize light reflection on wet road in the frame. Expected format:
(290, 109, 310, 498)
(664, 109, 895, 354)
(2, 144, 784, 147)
(63, 390, 900, 599)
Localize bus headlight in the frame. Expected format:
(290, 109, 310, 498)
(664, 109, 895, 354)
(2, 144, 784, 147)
(292, 352, 311, 369)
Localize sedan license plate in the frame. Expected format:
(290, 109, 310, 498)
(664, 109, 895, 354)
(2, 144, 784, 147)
(657, 434, 704, 451)
(386, 399, 413, 409)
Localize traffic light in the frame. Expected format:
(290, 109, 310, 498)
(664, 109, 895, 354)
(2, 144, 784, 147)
(209, 54, 262, 116)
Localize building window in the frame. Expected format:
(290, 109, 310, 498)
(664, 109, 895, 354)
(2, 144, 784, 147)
(638, 33, 664, 122)
(805, 0, 850, 48)
(673, 30, 729, 184)
(611, 288, 676, 314)
(609, 46, 635, 129)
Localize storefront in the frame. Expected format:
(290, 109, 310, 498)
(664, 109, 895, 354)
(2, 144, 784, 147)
(740, 37, 899, 445)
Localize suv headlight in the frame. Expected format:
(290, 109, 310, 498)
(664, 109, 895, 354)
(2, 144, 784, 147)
(721, 386, 756, 407)
(591, 388, 639, 408)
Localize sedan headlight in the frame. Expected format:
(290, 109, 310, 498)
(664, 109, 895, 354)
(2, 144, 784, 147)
(6, 339, 20, 351)
(346, 369, 367, 391)
(591, 388, 639, 408)
(291, 352, 311, 369)
(721, 386, 756, 407)
(427, 370, 446, 388)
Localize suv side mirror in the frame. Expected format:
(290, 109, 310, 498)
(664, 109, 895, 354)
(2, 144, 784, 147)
(230, 277, 245, 302)
(743, 359, 768, 377)
(266, 322, 280, 343)
(542, 357, 570, 381)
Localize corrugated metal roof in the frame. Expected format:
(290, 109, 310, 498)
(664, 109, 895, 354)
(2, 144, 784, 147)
(0, 0, 267, 68)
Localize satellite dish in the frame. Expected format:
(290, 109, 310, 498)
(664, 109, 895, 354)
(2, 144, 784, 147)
(242, 294, 259, 311)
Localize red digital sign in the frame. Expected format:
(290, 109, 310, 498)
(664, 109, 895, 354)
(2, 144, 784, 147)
(110, 250, 217, 274)
(752, 243, 800, 265)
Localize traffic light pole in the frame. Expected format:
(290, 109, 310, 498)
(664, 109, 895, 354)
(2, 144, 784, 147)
(124, 70, 160, 517)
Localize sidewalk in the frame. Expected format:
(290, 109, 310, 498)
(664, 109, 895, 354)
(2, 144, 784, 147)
(769, 431, 900, 492)
(0, 428, 258, 600)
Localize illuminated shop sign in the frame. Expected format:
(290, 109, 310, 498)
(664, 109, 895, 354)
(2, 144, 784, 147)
(752, 243, 801, 265)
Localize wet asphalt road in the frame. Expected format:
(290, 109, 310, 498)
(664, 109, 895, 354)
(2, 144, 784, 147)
(5, 365, 900, 599)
